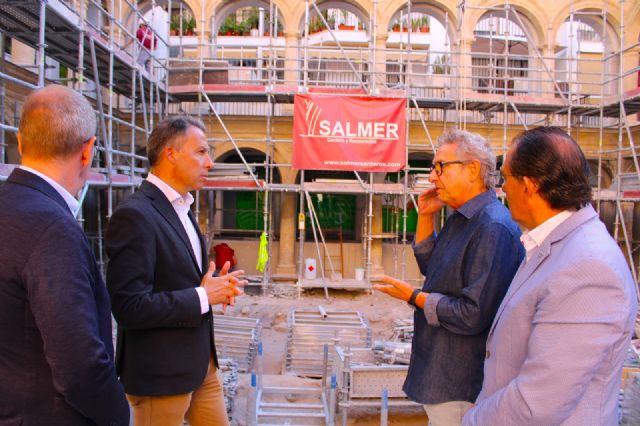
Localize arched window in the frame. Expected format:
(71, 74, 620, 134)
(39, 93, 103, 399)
(554, 10, 619, 100)
(211, 149, 281, 238)
(471, 8, 535, 96)
(385, 4, 453, 98)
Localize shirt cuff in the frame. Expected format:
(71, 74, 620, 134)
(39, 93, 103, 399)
(195, 287, 210, 314)
(423, 292, 444, 326)
(413, 234, 436, 254)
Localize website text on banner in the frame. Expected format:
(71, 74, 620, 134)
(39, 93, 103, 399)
(292, 94, 407, 172)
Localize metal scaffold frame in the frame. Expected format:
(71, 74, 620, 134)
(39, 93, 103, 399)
(0, 0, 167, 270)
(1, 0, 639, 296)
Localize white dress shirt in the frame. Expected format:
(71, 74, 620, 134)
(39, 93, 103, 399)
(19, 165, 79, 215)
(520, 209, 574, 262)
(146, 173, 209, 314)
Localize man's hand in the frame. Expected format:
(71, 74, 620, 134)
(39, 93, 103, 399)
(201, 261, 246, 309)
(373, 275, 415, 302)
(417, 187, 445, 216)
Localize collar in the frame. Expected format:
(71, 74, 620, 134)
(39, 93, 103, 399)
(19, 165, 79, 214)
(521, 209, 574, 257)
(146, 172, 194, 207)
(456, 189, 495, 219)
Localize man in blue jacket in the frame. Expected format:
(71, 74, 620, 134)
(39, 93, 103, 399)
(375, 129, 524, 425)
(0, 85, 129, 425)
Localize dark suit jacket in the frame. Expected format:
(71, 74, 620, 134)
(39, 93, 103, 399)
(106, 180, 217, 396)
(0, 169, 129, 426)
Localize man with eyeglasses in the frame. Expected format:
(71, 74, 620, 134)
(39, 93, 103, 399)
(375, 129, 524, 425)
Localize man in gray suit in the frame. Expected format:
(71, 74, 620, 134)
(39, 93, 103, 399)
(463, 126, 637, 425)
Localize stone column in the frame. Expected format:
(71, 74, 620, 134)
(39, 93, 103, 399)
(456, 38, 473, 98)
(540, 42, 556, 98)
(369, 194, 385, 278)
(275, 191, 297, 275)
(372, 34, 387, 93)
(283, 33, 299, 85)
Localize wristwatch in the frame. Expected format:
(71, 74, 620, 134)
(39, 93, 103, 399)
(407, 288, 421, 308)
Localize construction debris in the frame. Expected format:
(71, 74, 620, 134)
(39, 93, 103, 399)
(219, 358, 239, 421)
(286, 308, 371, 377)
(391, 316, 414, 343)
(214, 314, 262, 372)
(372, 341, 412, 365)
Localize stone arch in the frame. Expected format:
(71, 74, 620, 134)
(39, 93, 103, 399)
(466, 2, 547, 97)
(549, 1, 621, 47)
(464, 1, 547, 47)
(293, 0, 369, 34)
(551, 2, 620, 57)
(124, 1, 198, 34)
(551, 4, 621, 96)
(383, 1, 457, 45)
(212, 0, 289, 35)
(214, 146, 283, 184)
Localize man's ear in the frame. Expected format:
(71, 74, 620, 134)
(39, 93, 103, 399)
(80, 136, 96, 167)
(522, 176, 539, 195)
(467, 159, 481, 182)
(165, 145, 177, 164)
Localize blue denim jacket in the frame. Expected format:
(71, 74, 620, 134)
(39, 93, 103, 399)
(403, 190, 524, 404)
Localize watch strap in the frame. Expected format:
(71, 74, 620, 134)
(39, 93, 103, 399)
(408, 288, 421, 307)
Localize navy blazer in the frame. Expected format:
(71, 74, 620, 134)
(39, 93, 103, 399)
(106, 180, 217, 396)
(0, 169, 129, 426)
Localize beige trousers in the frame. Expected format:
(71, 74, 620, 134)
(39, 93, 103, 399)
(127, 356, 229, 426)
(423, 400, 474, 426)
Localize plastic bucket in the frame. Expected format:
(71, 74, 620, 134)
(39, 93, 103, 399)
(304, 258, 317, 280)
(354, 267, 365, 281)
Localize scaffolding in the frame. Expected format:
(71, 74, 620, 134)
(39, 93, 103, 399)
(0, 0, 169, 270)
(0, 0, 639, 297)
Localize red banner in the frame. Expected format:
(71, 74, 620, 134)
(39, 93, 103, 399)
(292, 94, 406, 172)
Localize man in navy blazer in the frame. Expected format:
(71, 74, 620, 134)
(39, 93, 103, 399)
(0, 85, 129, 425)
(106, 116, 244, 426)
(463, 127, 637, 425)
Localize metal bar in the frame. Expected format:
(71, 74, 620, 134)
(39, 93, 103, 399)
(304, 190, 330, 299)
(89, 38, 114, 218)
(37, 0, 46, 88)
(309, 1, 368, 92)
(410, 97, 436, 152)
(200, 91, 261, 185)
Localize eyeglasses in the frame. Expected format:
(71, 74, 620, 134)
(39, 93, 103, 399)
(497, 171, 518, 186)
(431, 160, 469, 176)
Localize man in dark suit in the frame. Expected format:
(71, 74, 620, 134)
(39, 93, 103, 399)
(106, 116, 244, 426)
(0, 85, 130, 425)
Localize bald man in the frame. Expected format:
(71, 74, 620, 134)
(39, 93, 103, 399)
(0, 85, 129, 425)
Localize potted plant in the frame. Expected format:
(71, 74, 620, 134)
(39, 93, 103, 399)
(420, 16, 430, 33)
(411, 18, 420, 33)
(183, 16, 195, 36)
(338, 10, 354, 30)
(392, 23, 400, 32)
(432, 55, 449, 74)
(220, 16, 234, 36)
(238, 21, 249, 36)
(170, 15, 180, 36)
(247, 10, 259, 36)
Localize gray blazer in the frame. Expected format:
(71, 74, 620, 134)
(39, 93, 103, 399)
(463, 204, 637, 426)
